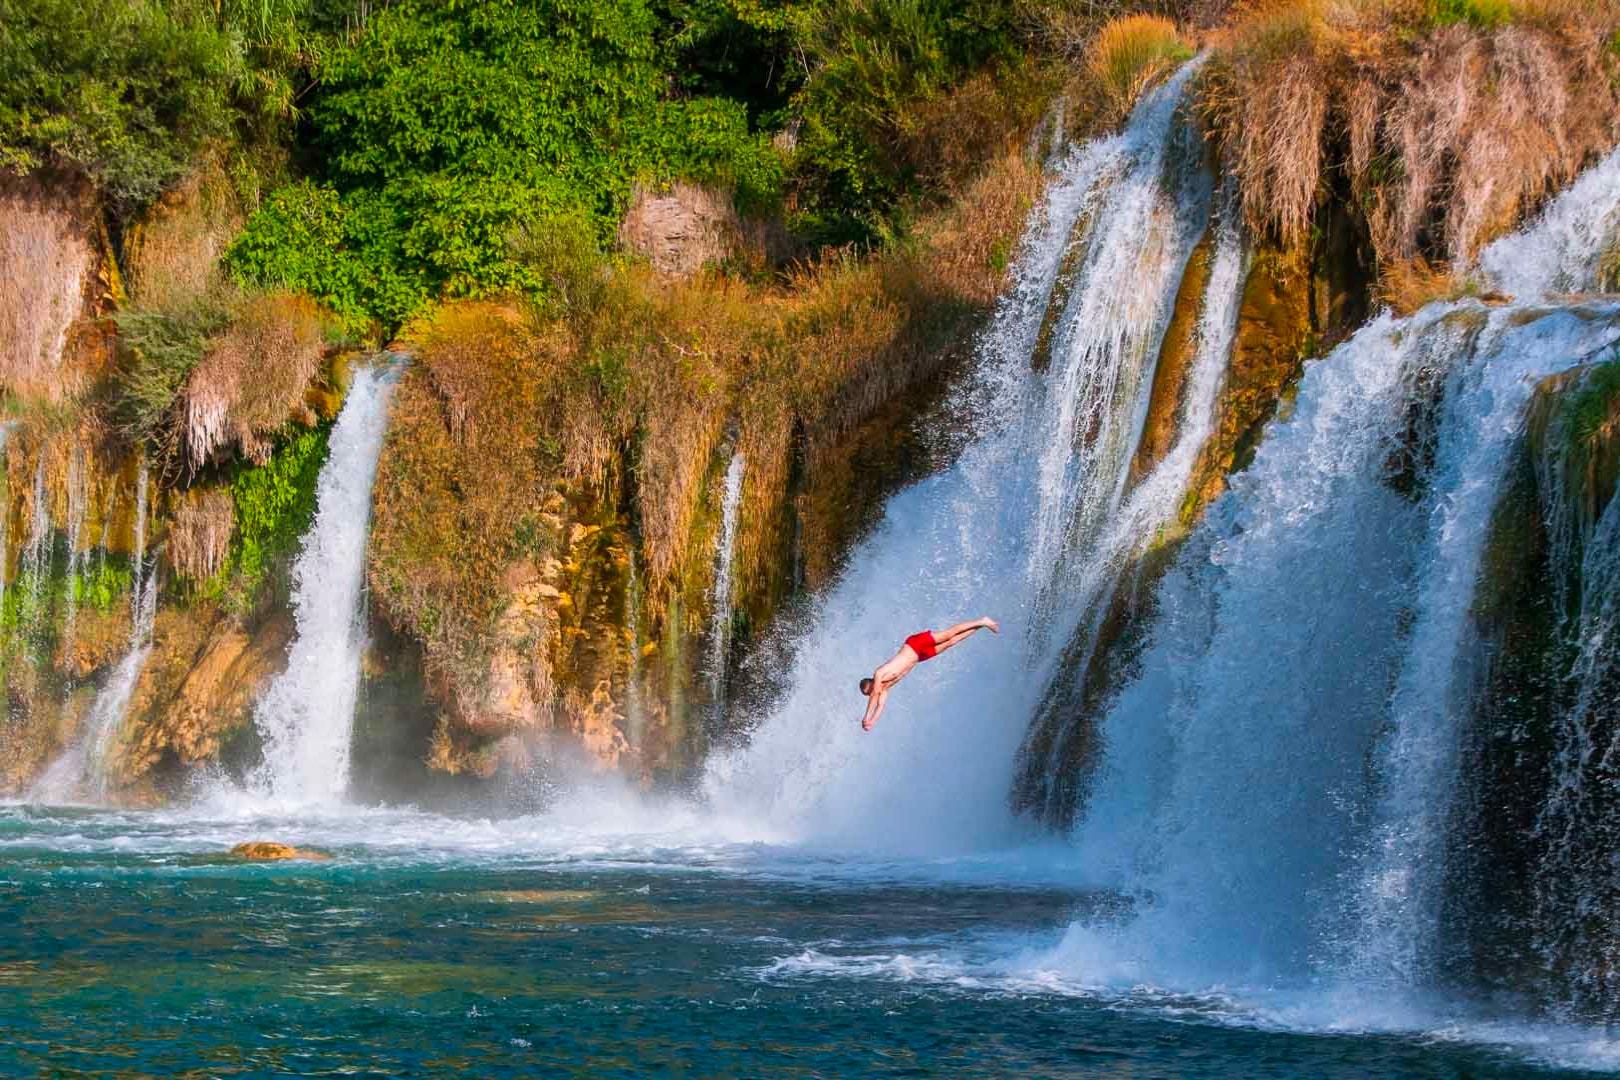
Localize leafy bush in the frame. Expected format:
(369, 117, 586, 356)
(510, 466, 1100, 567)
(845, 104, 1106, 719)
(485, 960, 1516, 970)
(786, 0, 1026, 242)
(0, 0, 304, 210)
(226, 0, 784, 328)
(215, 426, 329, 609)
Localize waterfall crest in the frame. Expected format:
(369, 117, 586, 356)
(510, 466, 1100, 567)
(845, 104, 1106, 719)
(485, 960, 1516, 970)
(250, 362, 401, 807)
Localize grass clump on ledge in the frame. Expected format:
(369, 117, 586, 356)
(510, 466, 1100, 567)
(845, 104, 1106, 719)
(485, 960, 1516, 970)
(1202, 0, 1620, 263)
(1087, 15, 1196, 119)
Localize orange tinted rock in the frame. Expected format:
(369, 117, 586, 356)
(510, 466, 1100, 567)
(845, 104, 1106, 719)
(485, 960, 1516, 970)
(230, 841, 332, 862)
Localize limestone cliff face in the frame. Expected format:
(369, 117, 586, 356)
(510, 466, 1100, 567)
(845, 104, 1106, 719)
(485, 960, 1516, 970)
(0, 165, 323, 801)
(0, 171, 116, 403)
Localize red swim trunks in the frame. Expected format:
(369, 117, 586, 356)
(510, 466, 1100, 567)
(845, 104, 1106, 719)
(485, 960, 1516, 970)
(905, 630, 938, 661)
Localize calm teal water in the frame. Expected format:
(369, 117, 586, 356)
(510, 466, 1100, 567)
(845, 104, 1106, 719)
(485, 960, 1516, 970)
(2, 801, 1614, 1078)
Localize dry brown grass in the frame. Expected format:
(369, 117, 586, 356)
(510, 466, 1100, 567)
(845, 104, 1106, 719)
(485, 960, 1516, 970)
(1088, 15, 1196, 117)
(121, 155, 243, 310)
(166, 487, 235, 581)
(1374, 256, 1489, 314)
(1204, 0, 1620, 262)
(180, 291, 327, 471)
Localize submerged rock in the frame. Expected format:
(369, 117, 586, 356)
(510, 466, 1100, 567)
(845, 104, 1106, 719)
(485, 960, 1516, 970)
(229, 841, 331, 862)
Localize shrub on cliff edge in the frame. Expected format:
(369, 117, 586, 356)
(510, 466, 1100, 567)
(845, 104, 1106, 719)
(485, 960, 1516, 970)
(1203, 0, 1620, 261)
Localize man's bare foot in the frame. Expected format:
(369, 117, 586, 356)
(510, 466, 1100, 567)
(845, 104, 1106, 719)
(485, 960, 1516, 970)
(862, 717, 875, 731)
(982, 617, 1000, 633)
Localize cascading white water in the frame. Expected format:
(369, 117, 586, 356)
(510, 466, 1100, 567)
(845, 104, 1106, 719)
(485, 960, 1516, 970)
(30, 461, 154, 804)
(707, 450, 746, 709)
(23, 457, 48, 610)
(1050, 147, 1620, 998)
(251, 362, 401, 807)
(0, 423, 13, 616)
(705, 63, 1230, 851)
(1027, 59, 1210, 632)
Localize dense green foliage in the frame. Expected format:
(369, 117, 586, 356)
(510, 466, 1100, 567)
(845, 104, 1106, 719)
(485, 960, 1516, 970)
(214, 426, 329, 609)
(0, 0, 307, 207)
(228, 0, 786, 329)
(5, 0, 1049, 328)
(790, 0, 1024, 237)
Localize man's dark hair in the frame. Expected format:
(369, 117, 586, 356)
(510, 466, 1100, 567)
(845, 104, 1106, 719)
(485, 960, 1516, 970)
(859, 677, 874, 696)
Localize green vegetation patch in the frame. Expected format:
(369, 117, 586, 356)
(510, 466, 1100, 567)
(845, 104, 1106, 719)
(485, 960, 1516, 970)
(207, 425, 330, 612)
(0, 0, 303, 209)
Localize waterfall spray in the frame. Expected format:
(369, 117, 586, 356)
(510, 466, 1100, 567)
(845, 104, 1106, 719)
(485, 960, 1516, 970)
(251, 362, 401, 807)
(706, 62, 1220, 850)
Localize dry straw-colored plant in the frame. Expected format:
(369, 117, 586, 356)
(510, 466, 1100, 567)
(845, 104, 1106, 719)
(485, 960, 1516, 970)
(0, 172, 103, 403)
(167, 487, 235, 581)
(180, 291, 326, 471)
(1205, 0, 1620, 263)
(1088, 14, 1197, 118)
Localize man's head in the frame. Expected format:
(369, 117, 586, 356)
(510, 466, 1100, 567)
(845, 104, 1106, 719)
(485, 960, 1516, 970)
(859, 677, 874, 696)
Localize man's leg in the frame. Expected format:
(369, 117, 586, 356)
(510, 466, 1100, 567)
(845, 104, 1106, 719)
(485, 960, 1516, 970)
(931, 620, 984, 653)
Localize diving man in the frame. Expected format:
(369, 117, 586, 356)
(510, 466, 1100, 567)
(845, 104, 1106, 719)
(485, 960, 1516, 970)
(859, 617, 999, 731)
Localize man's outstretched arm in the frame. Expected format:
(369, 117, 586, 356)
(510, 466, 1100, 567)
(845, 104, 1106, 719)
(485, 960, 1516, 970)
(861, 684, 888, 731)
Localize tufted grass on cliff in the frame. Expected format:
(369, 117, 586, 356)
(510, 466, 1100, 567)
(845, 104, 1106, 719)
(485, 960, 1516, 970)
(1202, 0, 1620, 262)
(110, 288, 343, 481)
(1087, 15, 1196, 118)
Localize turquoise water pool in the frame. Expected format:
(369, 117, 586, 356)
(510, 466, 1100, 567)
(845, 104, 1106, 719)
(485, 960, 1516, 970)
(3, 801, 1613, 1078)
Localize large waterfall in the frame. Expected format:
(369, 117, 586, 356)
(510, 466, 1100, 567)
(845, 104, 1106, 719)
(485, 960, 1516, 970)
(250, 362, 400, 806)
(702, 50, 1620, 1030)
(1051, 148, 1620, 1009)
(705, 62, 1235, 850)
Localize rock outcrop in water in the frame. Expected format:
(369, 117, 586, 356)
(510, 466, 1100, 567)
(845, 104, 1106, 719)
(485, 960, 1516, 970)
(229, 840, 331, 861)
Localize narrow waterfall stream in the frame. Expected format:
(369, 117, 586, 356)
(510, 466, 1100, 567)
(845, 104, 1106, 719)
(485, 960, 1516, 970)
(706, 449, 746, 715)
(29, 461, 154, 804)
(250, 362, 401, 806)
